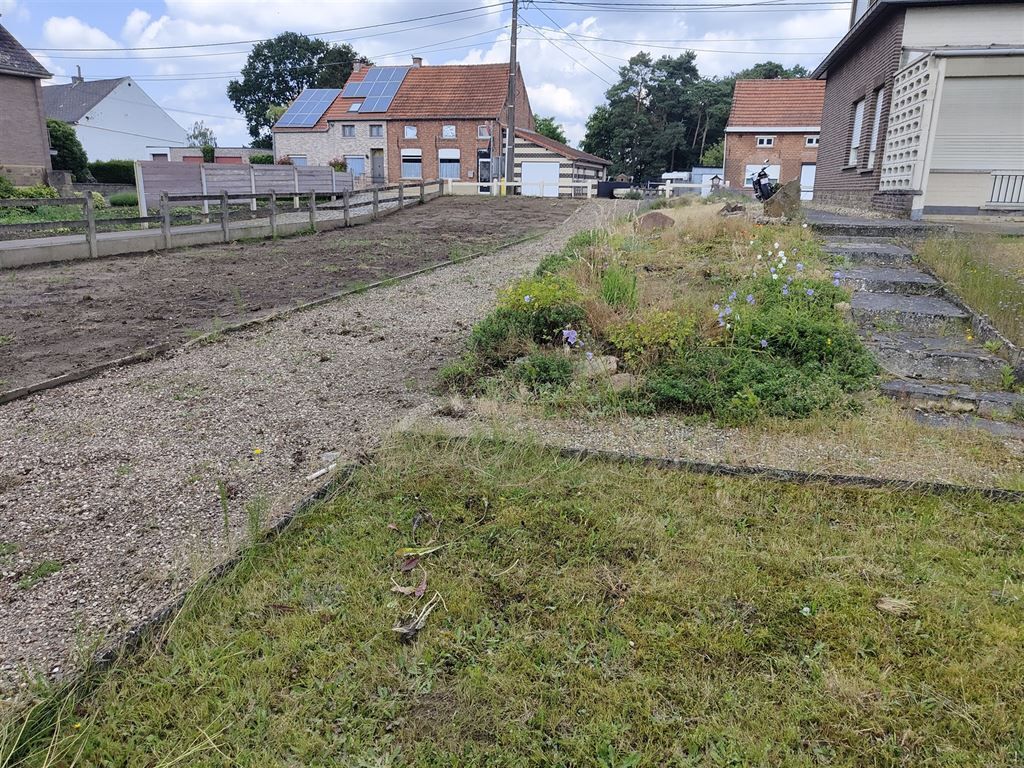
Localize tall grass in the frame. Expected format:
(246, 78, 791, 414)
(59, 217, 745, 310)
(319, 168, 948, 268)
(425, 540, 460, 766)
(917, 234, 1024, 345)
(599, 262, 638, 310)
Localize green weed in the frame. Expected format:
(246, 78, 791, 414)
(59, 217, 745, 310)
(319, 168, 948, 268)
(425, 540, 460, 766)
(18, 560, 62, 590)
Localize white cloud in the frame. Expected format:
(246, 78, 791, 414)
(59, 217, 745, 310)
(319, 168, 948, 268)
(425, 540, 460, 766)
(43, 16, 119, 53)
(121, 9, 151, 41)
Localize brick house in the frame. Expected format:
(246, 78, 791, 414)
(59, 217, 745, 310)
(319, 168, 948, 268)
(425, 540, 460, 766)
(273, 58, 608, 191)
(723, 79, 825, 199)
(813, 0, 1024, 217)
(0, 23, 53, 185)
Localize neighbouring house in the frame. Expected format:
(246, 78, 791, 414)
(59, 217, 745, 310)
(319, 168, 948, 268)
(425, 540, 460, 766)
(512, 128, 610, 196)
(43, 72, 187, 161)
(723, 79, 826, 200)
(159, 147, 269, 163)
(273, 57, 609, 193)
(0, 23, 52, 185)
(813, 0, 1024, 217)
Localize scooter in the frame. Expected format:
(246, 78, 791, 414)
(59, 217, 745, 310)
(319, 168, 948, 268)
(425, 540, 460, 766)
(751, 162, 779, 202)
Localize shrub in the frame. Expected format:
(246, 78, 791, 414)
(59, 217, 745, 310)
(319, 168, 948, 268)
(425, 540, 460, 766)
(88, 160, 135, 185)
(277, 156, 294, 165)
(14, 184, 58, 200)
(249, 154, 274, 164)
(534, 230, 604, 276)
(201, 145, 215, 163)
(534, 251, 574, 276)
(599, 262, 638, 310)
(510, 351, 573, 390)
(88, 191, 107, 209)
(0, 175, 15, 199)
(328, 158, 348, 172)
(497, 275, 587, 344)
(620, 190, 643, 200)
(439, 353, 483, 392)
(608, 310, 695, 369)
(109, 191, 139, 207)
(469, 309, 531, 368)
(47, 119, 90, 180)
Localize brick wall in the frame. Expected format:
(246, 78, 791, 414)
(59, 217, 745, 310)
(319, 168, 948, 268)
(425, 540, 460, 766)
(724, 132, 819, 191)
(0, 74, 51, 185)
(389, 119, 498, 182)
(814, 9, 905, 210)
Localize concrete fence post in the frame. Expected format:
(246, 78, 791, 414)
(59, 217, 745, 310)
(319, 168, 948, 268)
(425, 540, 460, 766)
(419, 182, 425, 204)
(309, 190, 317, 232)
(83, 194, 97, 259)
(292, 166, 300, 209)
(200, 164, 210, 219)
(398, 182, 404, 209)
(220, 190, 230, 242)
(159, 192, 171, 249)
(342, 190, 350, 227)
(372, 188, 379, 220)
(331, 170, 337, 202)
(249, 165, 257, 213)
(133, 160, 146, 221)
(269, 190, 278, 237)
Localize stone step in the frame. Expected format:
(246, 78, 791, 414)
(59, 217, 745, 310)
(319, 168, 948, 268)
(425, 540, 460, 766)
(881, 379, 1024, 418)
(807, 212, 941, 238)
(864, 332, 1008, 385)
(825, 241, 916, 266)
(839, 265, 939, 295)
(852, 292, 969, 334)
(912, 411, 1024, 441)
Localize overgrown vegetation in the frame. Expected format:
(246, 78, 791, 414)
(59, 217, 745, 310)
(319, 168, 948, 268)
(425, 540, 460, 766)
(4, 435, 1021, 765)
(107, 191, 138, 207)
(917, 233, 1024, 346)
(444, 202, 877, 424)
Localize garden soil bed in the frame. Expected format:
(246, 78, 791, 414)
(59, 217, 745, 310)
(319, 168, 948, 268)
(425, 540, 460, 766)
(0, 197, 581, 390)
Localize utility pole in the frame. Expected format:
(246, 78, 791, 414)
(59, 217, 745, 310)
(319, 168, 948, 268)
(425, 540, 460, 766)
(504, 0, 519, 189)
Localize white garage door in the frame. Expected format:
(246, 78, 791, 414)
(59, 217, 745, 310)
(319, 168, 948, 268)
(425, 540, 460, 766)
(521, 162, 560, 197)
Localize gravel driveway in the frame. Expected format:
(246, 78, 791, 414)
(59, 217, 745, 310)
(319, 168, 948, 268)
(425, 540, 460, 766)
(0, 199, 634, 693)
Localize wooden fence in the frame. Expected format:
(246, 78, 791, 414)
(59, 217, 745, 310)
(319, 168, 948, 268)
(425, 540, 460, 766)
(133, 161, 353, 215)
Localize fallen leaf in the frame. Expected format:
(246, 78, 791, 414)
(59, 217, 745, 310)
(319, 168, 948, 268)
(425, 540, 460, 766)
(391, 570, 427, 598)
(387, 523, 400, 533)
(399, 557, 420, 573)
(876, 596, 915, 616)
(396, 545, 442, 558)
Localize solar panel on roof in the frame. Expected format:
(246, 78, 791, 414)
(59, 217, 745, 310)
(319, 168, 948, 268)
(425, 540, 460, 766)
(340, 66, 410, 113)
(276, 88, 341, 127)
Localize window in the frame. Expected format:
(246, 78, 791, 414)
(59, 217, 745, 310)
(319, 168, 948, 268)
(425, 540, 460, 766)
(477, 124, 491, 139)
(404, 125, 418, 139)
(756, 136, 775, 147)
(848, 98, 866, 165)
(369, 124, 383, 138)
(341, 124, 355, 137)
(290, 155, 308, 167)
(348, 102, 361, 112)
(805, 135, 819, 147)
(438, 149, 461, 179)
(442, 125, 456, 139)
(744, 164, 780, 188)
(401, 149, 422, 179)
(346, 155, 365, 176)
(867, 86, 885, 169)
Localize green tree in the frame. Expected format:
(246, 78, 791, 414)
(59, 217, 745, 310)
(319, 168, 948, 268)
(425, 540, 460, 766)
(699, 138, 724, 167)
(46, 119, 90, 181)
(186, 120, 217, 147)
(533, 114, 568, 144)
(227, 32, 370, 146)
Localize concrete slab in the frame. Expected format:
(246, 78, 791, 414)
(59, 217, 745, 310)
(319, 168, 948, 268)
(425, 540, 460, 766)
(852, 292, 969, 334)
(825, 241, 915, 266)
(865, 332, 1007, 385)
(840, 265, 939, 295)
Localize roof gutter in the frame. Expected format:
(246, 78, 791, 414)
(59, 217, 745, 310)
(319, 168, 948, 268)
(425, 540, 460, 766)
(931, 46, 1024, 57)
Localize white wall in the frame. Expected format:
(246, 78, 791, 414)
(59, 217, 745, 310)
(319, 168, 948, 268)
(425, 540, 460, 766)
(75, 78, 186, 161)
(903, 5, 1024, 49)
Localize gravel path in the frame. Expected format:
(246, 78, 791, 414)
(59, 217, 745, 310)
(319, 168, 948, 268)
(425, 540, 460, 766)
(0, 199, 634, 693)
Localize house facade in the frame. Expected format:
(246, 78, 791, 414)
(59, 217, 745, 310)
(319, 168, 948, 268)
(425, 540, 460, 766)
(813, 0, 1024, 217)
(43, 75, 187, 161)
(0, 23, 53, 185)
(723, 79, 825, 200)
(273, 58, 608, 191)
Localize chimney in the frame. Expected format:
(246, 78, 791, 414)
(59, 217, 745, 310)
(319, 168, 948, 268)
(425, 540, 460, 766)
(412, 56, 423, 68)
(72, 65, 84, 84)
(353, 62, 363, 73)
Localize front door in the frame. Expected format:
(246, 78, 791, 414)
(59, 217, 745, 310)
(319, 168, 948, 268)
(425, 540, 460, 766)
(371, 149, 385, 185)
(478, 154, 492, 194)
(800, 163, 816, 201)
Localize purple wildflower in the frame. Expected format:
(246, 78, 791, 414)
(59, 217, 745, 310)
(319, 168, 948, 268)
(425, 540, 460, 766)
(713, 303, 720, 312)
(806, 288, 815, 297)
(760, 339, 768, 348)
(833, 278, 841, 287)
(729, 291, 737, 302)
(746, 294, 755, 305)
(724, 305, 733, 316)
(562, 328, 579, 346)
(524, 295, 533, 303)
(770, 266, 776, 274)
(586, 351, 594, 360)
(782, 286, 790, 296)
(796, 263, 805, 272)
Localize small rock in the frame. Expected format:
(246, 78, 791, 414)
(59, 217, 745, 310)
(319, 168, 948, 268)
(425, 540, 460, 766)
(582, 355, 618, 378)
(607, 373, 638, 392)
(634, 211, 674, 232)
(717, 201, 745, 216)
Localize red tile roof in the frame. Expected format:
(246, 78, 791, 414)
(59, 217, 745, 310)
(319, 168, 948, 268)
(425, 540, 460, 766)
(282, 63, 515, 130)
(515, 128, 611, 166)
(726, 79, 825, 129)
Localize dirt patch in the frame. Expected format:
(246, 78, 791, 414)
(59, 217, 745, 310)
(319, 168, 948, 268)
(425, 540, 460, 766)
(0, 197, 581, 390)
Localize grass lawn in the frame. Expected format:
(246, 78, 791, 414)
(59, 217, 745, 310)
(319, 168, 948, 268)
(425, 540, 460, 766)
(6, 435, 1022, 766)
(917, 233, 1024, 347)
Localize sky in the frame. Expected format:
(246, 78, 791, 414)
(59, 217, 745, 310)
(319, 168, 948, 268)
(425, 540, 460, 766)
(0, 0, 852, 148)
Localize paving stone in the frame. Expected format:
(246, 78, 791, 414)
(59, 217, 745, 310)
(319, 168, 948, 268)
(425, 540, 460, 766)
(865, 332, 1008, 385)
(881, 379, 1024, 417)
(825, 241, 915, 266)
(839, 265, 939, 295)
(852, 292, 969, 334)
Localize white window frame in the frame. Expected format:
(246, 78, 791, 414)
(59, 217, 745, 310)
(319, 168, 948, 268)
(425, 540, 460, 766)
(289, 155, 308, 167)
(849, 98, 866, 166)
(477, 124, 491, 139)
(438, 148, 461, 180)
(341, 124, 356, 138)
(442, 125, 457, 139)
(756, 135, 775, 147)
(345, 155, 366, 176)
(867, 87, 885, 169)
(404, 125, 418, 139)
(348, 102, 361, 113)
(400, 148, 422, 179)
(369, 124, 383, 138)
(805, 135, 819, 147)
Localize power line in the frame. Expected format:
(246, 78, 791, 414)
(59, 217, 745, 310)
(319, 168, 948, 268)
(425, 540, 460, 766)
(29, 3, 512, 52)
(528, 6, 620, 76)
(519, 19, 613, 85)
(516, 37, 829, 56)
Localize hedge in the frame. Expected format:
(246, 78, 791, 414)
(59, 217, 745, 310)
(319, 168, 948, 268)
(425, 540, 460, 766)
(88, 160, 136, 185)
